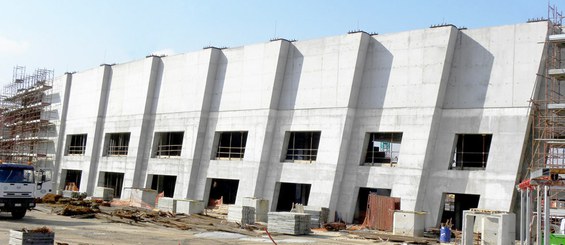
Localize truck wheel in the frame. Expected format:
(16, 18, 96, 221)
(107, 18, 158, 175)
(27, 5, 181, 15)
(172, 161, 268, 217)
(11, 209, 26, 219)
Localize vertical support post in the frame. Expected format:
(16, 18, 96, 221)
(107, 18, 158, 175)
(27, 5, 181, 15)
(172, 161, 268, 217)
(537, 186, 542, 245)
(524, 188, 532, 245)
(521, 190, 525, 245)
(544, 185, 550, 245)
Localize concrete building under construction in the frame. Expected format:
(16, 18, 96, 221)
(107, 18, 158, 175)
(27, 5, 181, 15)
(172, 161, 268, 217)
(6, 20, 551, 229)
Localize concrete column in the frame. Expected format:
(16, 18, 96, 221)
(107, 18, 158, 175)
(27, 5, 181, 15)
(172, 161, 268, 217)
(537, 186, 542, 245)
(520, 190, 525, 244)
(53, 73, 73, 191)
(544, 185, 549, 245)
(526, 188, 531, 245)
(85, 65, 112, 194)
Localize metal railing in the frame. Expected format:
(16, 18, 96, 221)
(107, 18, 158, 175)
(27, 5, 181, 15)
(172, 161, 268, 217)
(285, 148, 318, 162)
(215, 146, 245, 160)
(155, 144, 182, 157)
(107, 145, 128, 156)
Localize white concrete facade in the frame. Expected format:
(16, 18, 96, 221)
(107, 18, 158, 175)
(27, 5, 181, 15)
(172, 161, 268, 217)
(51, 21, 547, 228)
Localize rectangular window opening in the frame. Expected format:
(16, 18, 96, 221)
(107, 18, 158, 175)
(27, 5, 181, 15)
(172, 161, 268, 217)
(63, 169, 82, 191)
(66, 134, 87, 156)
(150, 175, 176, 198)
(362, 132, 402, 166)
(439, 193, 479, 230)
(450, 134, 492, 170)
(215, 131, 248, 160)
(100, 171, 124, 198)
(284, 131, 321, 163)
(275, 182, 311, 211)
(154, 132, 184, 158)
(208, 178, 239, 207)
(106, 133, 130, 156)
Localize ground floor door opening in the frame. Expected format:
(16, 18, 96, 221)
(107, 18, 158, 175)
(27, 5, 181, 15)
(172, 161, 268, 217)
(275, 182, 311, 211)
(149, 175, 176, 198)
(439, 193, 480, 230)
(63, 169, 82, 191)
(208, 178, 239, 206)
(100, 172, 124, 198)
(353, 187, 391, 224)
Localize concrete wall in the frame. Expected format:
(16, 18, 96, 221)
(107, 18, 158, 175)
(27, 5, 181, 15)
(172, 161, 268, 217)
(53, 21, 547, 228)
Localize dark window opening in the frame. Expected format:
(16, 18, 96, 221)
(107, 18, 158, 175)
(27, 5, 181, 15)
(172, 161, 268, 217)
(154, 132, 184, 157)
(215, 131, 248, 160)
(67, 134, 87, 155)
(353, 188, 391, 224)
(363, 132, 402, 166)
(285, 131, 321, 162)
(150, 175, 176, 198)
(63, 169, 82, 191)
(450, 134, 492, 170)
(208, 178, 239, 206)
(101, 172, 124, 198)
(275, 182, 311, 211)
(106, 133, 130, 156)
(439, 193, 479, 230)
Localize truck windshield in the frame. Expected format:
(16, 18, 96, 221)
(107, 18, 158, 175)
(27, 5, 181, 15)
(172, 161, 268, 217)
(0, 169, 34, 183)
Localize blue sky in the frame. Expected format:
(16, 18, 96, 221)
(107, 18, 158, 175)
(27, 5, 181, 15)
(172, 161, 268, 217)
(0, 0, 561, 83)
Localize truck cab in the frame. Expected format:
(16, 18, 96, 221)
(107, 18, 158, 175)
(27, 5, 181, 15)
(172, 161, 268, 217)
(0, 164, 39, 219)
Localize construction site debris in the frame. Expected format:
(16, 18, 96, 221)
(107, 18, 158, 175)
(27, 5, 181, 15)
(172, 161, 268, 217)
(323, 222, 346, 231)
(39, 193, 62, 204)
(349, 230, 437, 244)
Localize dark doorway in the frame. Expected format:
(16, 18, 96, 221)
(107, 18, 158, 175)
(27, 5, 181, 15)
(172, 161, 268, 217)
(150, 175, 176, 198)
(354, 188, 391, 224)
(102, 172, 124, 198)
(440, 193, 480, 230)
(64, 169, 82, 191)
(208, 178, 239, 206)
(276, 182, 311, 211)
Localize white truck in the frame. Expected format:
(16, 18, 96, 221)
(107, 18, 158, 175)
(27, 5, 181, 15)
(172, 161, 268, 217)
(0, 163, 50, 219)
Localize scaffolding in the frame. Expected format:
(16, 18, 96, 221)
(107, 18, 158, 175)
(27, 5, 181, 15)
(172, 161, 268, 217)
(0, 66, 54, 166)
(518, 3, 565, 245)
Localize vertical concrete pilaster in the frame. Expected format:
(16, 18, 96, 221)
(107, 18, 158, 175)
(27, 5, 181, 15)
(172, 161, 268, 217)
(85, 65, 112, 194)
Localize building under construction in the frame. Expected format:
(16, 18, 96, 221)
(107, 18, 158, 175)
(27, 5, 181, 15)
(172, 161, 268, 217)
(0, 66, 54, 168)
(5, 19, 556, 232)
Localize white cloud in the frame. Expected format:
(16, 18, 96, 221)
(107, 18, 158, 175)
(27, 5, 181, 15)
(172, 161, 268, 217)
(0, 36, 29, 55)
(150, 48, 175, 57)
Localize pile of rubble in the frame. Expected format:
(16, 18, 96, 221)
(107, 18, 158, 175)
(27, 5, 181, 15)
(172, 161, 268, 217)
(38, 194, 261, 237)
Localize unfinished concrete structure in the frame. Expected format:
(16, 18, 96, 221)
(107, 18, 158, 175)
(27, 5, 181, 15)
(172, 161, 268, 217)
(45, 21, 548, 229)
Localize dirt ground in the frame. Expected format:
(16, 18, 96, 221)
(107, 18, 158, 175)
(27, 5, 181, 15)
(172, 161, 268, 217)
(0, 204, 385, 245)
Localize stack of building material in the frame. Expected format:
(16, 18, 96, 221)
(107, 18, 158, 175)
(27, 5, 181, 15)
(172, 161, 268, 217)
(176, 199, 205, 214)
(129, 188, 158, 208)
(242, 197, 269, 222)
(93, 187, 114, 201)
(268, 212, 311, 235)
(303, 206, 329, 228)
(157, 197, 176, 213)
(227, 205, 255, 225)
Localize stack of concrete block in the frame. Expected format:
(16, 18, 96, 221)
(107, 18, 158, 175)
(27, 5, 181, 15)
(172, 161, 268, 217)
(93, 187, 114, 201)
(227, 205, 255, 225)
(242, 197, 269, 222)
(130, 188, 158, 208)
(157, 197, 176, 213)
(268, 212, 311, 235)
(303, 206, 329, 228)
(62, 190, 78, 198)
(176, 199, 205, 214)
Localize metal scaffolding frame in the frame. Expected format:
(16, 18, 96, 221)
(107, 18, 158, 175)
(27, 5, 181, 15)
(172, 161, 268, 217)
(518, 4, 565, 245)
(0, 66, 54, 166)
